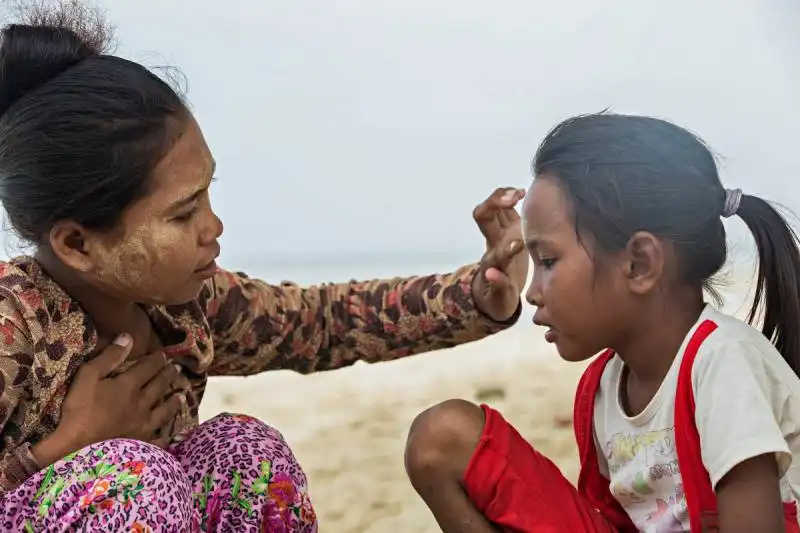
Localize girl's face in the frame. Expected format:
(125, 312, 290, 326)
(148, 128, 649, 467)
(63, 115, 224, 306)
(522, 177, 633, 361)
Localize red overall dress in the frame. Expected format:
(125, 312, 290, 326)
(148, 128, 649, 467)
(574, 319, 800, 532)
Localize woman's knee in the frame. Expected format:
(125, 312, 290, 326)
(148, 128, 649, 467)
(19, 438, 193, 530)
(176, 414, 317, 528)
(404, 399, 486, 486)
(89, 438, 188, 487)
(200, 413, 297, 456)
(93, 437, 180, 464)
(204, 412, 285, 438)
(177, 413, 307, 484)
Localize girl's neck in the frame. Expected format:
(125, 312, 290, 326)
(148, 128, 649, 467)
(34, 248, 144, 342)
(614, 287, 706, 387)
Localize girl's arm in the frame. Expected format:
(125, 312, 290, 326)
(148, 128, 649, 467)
(693, 338, 795, 532)
(716, 454, 785, 533)
(202, 264, 520, 376)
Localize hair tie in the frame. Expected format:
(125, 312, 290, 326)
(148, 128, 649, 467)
(721, 188, 742, 218)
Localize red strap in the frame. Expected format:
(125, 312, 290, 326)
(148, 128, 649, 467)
(675, 320, 799, 531)
(675, 319, 718, 532)
(575, 349, 638, 532)
(577, 319, 799, 532)
(574, 350, 614, 467)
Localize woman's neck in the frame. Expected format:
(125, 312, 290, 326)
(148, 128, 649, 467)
(614, 287, 706, 387)
(34, 248, 144, 342)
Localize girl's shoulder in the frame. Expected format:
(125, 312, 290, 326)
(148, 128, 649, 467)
(699, 307, 782, 356)
(700, 307, 774, 348)
(692, 307, 800, 390)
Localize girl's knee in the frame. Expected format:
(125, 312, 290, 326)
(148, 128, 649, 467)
(405, 399, 486, 484)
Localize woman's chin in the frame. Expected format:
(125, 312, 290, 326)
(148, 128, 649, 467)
(136, 281, 206, 308)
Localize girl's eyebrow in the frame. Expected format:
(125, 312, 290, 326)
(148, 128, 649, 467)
(525, 236, 555, 249)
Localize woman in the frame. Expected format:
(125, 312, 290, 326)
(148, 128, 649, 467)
(0, 4, 526, 532)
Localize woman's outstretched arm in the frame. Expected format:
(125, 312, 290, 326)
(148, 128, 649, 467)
(204, 187, 527, 376)
(204, 263, 520, 376)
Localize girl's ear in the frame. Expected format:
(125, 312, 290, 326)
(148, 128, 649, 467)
(624, 231, 664, 295)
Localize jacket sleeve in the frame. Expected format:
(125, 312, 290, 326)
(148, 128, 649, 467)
(203, 263, 521, 376)
(0, 299, 41, 494)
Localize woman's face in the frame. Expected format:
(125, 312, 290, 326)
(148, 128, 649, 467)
(85, 116, 224, 306)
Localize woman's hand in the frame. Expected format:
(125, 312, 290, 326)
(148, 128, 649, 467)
(33, 334, 183, 467)
(471, 187, 528, 322)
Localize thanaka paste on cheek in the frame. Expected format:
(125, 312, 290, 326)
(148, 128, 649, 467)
(93, 222, 187, 304)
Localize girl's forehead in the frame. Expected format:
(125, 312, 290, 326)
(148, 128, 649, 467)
(522, 178, 571, 232)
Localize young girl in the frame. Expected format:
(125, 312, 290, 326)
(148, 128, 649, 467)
(0, 4, 528, 532)
(405, 112, 800, 532)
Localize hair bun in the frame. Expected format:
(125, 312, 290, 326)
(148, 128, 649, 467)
(0, 1, 114, 117)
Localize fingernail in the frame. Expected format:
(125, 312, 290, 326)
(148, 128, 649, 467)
(113, 334, 131, 347)
(174, 364, 182, 374)
(501, 191, 515, 202)
(509, 240, 522, 251)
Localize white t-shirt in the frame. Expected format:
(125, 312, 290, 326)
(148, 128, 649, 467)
(593, 305, 800, 532)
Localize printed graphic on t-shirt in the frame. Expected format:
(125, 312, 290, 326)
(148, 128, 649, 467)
(605, 426, 689, 532)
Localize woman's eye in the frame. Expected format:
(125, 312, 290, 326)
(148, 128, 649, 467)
(173, 206, 198, 222)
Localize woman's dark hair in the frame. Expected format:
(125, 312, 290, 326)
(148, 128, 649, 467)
(0, 0, 188, 244)
(533, 111, 800, 376)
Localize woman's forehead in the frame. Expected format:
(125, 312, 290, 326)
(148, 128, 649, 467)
(147, 122, 214, 200)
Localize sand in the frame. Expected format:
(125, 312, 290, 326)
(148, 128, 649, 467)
(198, 325, 586, 533)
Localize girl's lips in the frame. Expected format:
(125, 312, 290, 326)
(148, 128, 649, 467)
(533, 317, 558, 343)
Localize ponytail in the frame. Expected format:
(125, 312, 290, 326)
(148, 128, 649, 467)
(736, 194, 800, 377)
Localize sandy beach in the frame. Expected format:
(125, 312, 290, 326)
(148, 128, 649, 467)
(199, 325, 585, 533)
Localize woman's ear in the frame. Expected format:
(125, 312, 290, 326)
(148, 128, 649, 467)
(48, 220, 97, 273)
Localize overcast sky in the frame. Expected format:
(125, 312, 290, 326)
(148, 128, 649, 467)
(2, 0, 799, 271)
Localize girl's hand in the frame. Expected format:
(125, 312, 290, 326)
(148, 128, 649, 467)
(43, 334, 183, 460)
(471, 187, 528, 322)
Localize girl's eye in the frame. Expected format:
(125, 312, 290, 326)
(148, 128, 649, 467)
(538, 257, 557, 269)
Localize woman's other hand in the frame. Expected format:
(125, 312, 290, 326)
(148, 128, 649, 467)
(33, 334, 184, 466)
